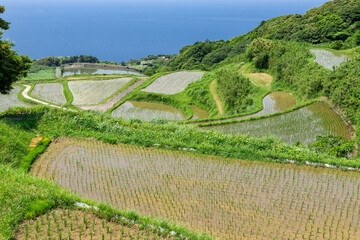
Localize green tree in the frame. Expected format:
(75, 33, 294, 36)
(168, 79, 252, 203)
(0, 6, 31, 94)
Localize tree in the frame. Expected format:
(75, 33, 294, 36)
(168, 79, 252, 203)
(0, 6, 31, 94)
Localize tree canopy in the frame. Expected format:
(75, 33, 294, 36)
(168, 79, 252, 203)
(0, 6, 31, 94)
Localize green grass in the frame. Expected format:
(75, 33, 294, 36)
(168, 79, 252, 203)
(2, 106, 358, 168)
(23, 66, 56, 81)
(0, 118, 36, 167)
(21, 137, 51, 172)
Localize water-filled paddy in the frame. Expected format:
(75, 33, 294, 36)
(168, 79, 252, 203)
(32, 138, 360, 240)
(191, 105, 209, 120)
(68, 78, 132, 105)
(63, 67, 140, 76)
(112, 100, 186, 121)
(142, 71, 204, 94)
(0, 86, 30, 112)
(310, 49, 350, 70)
(205, 102, 349, 145)
(238, 91, 296, 120)
(31, 83, 66, 105)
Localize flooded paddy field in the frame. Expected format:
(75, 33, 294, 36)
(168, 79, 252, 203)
(237, 91, 297, 120)
(32, 137, 360, 239)
(68, 78, 132, 105)
(0, 86, 30, 112)
(142, 71, 204, 95)
(191, 105, 210, 120)
(63, 67, 140, 77)
(31, 83, 66, 105)
(112, 100, 186, 121)
(310, 49, 350, 70)
(205, 102, 349, 146)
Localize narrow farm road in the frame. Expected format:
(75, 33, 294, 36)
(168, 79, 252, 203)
(210, 80, 224, 115)
(79, 79, 146, 112)
(22, 85, 69, 110)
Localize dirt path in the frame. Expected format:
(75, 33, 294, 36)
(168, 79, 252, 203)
(209, 80, 224, 115)
(22, 85, 68, 110)
(79, 80, 145, 112)
(239, 64, 273, 89)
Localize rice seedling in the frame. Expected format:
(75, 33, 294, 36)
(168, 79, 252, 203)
(112, 100, 186, 121)
(31, 83, 67, 105)
(68, 78, 132, 105)
(310, 49, 350, 70)
(15, 208, 174, 240)
(32, 137, 360, 239)
(205, 102, 349, 145)
(142, 71, 204, 94)
(0, 86, 30, 112)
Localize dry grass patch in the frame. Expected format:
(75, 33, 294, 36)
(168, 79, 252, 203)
(15, 208, 174, 240)
(209, 80, 223, 115)
(239, 64, 273, 89)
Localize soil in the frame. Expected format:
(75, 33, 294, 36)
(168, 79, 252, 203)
(209, 80, 224, 115)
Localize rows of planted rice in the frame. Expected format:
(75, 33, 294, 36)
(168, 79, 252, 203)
(206, 102, 349, 145)
(310, 49, 350, 70)
(31, 83, 66, 105)
(0, 86, 30, 112)
(142, 71, 204, 95)
(68, 78, 132, 105)
(112, 101, 186, 121)
(15, 208, 174, 240)
(32, 138, 360, 239)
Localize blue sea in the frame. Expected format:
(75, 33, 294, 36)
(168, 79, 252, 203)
(3, 0, 329, 62)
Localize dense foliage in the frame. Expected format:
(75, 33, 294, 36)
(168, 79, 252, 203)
(35, 55, 100, 66)
(309, 135, 355, 157)
(216, 69, 255, 113)
(248, 0, 360, 47)
(0, 6, 31, 94)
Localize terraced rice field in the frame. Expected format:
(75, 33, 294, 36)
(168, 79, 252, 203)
(191, 105, 210, 120)
(238, 91, 296, 120)
(68, 78, 132, 105)
(15, 208, 173, 240)
(112, 101, 186, 121)
(206, 102, 349, 145)
(32, 138, 360, 239)
(0, 86, 29, 112)
(63, 67, 140, 77)
(142, 71, 204, 94)
(31, 83, 66, 105)
(310, 49, 350, 70)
